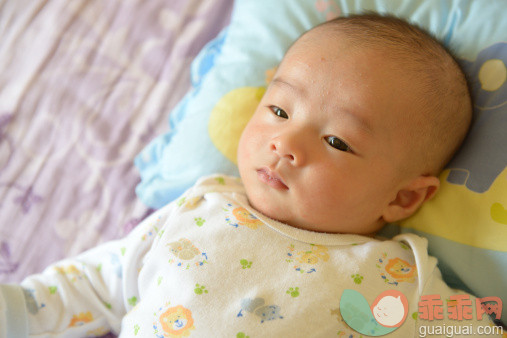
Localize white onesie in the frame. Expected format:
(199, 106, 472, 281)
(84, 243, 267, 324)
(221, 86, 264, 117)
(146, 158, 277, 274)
(0, 175, 501, 337)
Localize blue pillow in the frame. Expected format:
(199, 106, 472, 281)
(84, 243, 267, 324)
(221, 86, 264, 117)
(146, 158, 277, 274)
(135, 0, 507, 325)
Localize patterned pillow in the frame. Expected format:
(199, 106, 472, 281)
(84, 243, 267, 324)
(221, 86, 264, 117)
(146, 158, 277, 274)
(135, 0, 507, 325)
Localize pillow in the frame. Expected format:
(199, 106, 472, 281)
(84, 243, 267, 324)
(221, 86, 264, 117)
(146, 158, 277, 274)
(396, 39, 507, 325)
(135, 0, 507, 325)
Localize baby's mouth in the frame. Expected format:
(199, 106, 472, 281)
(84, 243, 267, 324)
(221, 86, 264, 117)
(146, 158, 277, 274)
(256, 168, 289, 190)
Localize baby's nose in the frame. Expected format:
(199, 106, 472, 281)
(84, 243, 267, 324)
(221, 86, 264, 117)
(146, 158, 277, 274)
(270, 133, 305, 166)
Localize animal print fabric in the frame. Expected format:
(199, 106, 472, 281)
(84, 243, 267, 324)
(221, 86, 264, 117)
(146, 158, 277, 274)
(2, 175, 497, 337)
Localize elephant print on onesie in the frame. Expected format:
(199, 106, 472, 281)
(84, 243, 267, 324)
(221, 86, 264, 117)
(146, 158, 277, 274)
(286, 243, 330, 274)
(167, 238, 208, 269)
(224, 203, 264, 229)
(237, 297, 284, 324)
(22, 288, 45, 315)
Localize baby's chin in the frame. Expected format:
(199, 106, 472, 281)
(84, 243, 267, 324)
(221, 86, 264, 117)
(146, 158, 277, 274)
(247, 194, 289, 223)
(249, 198, 328, 232)
(251, 198, 384, 236)
(244, 179, 384, 235)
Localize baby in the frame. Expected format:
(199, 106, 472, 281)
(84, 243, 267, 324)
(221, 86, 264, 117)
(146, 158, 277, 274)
(238, 13, 471, 236)
(1, 14, 503, 337)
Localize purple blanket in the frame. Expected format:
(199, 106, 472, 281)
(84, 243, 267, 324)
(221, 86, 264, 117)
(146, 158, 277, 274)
(0, 0, 233, 283)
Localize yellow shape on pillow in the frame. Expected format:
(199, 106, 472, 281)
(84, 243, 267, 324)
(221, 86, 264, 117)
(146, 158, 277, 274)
(478, 59, 506, 92)
(491, 202, 507, 225)
(209, 86, 266, 164)
(401, 167, 507, 251)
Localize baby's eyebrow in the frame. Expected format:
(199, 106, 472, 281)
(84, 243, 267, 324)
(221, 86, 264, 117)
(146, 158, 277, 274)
(272, 76, 373, 136)
(339, 107, 374, 136)
(271, 77, 306, 97)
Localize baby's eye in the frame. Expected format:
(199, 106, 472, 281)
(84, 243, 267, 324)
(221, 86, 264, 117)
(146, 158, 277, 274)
(270, 106, 288, 119)
(325, 136, 350, 152)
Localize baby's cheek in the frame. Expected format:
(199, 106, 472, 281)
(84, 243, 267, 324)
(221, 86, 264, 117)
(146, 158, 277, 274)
(237, 129, 253, 163)
(242, 124, 267, 155)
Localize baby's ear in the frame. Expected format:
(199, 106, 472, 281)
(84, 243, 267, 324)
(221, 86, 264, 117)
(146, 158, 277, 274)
(382, 175, 440, 223)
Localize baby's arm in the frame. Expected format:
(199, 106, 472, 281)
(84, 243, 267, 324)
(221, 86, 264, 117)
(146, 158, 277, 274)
(0, 203, 174, 337)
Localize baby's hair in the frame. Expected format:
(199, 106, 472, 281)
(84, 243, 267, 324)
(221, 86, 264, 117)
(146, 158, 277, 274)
(311, 13, 473, 176)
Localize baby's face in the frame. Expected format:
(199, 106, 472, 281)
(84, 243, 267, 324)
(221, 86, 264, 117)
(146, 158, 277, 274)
(237, 28, 422, 234)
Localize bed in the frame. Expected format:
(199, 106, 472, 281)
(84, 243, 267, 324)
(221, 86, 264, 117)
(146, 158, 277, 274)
(1, 0, 506, 333)
(0, 0, 233, 283)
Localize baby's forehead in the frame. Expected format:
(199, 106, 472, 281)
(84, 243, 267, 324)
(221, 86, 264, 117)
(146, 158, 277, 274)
(285, 34, 419, 86)
(288, 30, 397, 71)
